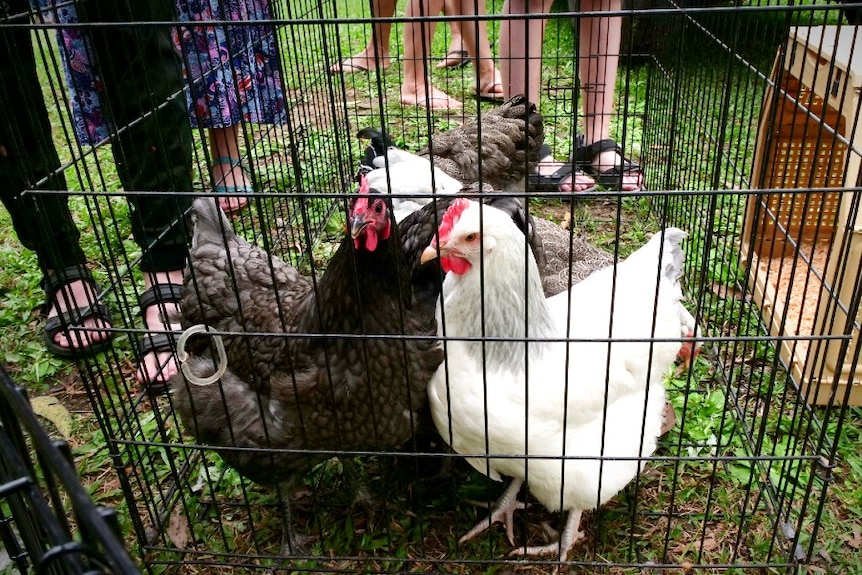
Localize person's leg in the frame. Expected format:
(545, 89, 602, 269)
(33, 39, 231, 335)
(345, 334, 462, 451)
(0, 2, 112, 355)
(209, 125, 251, 214)
(455, 0, 502, 101)
(79, 0, 194, 386)
(572, 0, 643, 191)
(500, 0, 551, 103)
(138, 269, 185, 388)
(401, 0, 463, 109)
(504, 0, 596, 192)
(437, 0, 468, 68)
(330, 0, 396, 73)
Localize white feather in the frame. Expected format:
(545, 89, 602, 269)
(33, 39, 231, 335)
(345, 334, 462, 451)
(428, 201, 686, 516)
(364, 148, 463, 222)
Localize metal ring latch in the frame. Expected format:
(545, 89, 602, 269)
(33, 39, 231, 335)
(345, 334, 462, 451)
(176, 324, 227, 386)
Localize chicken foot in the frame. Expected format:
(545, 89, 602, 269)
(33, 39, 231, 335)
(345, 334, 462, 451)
(459, 478, 525, 545)
(275, 480, 314, 558)
(508, 508, 584, 562)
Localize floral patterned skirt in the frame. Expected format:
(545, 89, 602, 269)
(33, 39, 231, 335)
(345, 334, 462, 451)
(33, 0, 286, 146)
(174, 0, 286, 128)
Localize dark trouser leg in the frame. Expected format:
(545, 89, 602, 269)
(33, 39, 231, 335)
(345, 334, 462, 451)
(76, 0, 194, 273)
(0, 0, 86, 274)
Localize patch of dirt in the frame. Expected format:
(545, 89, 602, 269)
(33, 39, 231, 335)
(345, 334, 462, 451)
(534, 197, 648, 250)
(46, 371, 93, 417)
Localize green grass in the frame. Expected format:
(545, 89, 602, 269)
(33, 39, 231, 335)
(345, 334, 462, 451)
(1, 2, 861, 574)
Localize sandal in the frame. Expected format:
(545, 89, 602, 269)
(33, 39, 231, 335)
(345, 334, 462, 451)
(211, 156, 253, 213)
(436, 49, 471, 69)
(42, 265, 114, 359)
(137, 282, 183, 392)
(474, 69, 505, 104)
(329, 55, 392, 74)
(527, 144, 597, 193)
(574, 136, 645, 191)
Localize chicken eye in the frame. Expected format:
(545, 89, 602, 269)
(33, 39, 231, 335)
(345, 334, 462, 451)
(465, 233, 478, 242)
(374, 201, 383, 213)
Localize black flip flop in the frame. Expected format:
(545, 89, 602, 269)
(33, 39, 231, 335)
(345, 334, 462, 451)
(574, 137, 645, 191)
(137, 282, 183, 393)
(42, 265, 114, 359)
(329, 58, 381, 74)
(437, 49, 471, 69)
(527, 144, 597, 193)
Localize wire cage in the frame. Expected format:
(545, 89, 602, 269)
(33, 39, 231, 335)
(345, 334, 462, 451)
(0, 367, 139, 574)
(1, 0, 860, 573)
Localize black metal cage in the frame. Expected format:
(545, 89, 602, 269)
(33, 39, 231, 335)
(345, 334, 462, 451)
(0, 367, 139, 574)
(0, 0, 859, 573)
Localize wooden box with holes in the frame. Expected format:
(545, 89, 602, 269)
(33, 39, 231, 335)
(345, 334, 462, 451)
(742, 25, 862, 406)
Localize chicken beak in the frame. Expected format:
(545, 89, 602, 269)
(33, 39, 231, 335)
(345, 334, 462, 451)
(350, 215, 369, 239)
(420, 240, 444, 264)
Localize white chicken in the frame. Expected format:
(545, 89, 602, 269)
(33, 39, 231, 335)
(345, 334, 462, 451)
(420, 198, 690, 562)
(357, 127, 463, 222)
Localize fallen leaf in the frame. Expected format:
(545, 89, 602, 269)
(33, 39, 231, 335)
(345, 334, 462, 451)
(701, 537, 719, 552)
(846, 524, 862, 549)
(292, 487, 313, 500)
(660, 402, 677, 436)
(167, 507, 190, 549)
(30, 396, 73, 440)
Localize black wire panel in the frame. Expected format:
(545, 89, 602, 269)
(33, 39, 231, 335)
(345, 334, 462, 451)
(1, 0, 859, 573)
(0, 367, 140, 574)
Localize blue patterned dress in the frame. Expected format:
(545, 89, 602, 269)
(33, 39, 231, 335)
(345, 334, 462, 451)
(33, 0, 286, 145)
(173, 0, 286, 128)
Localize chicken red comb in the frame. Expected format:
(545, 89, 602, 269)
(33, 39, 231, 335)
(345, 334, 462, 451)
(358, 173, 370, 195)
(439, 197, 471, 242)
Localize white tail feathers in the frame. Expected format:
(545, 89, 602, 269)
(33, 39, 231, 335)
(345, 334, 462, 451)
(625, 227, 688, 286)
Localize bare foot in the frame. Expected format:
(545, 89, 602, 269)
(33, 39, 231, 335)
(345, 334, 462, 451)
(136, 270, 183, 387)
(475, 67, 504, 101)
(46, 277, 112, 352)
(211, 159, 251, 214)
(330, 51, 392, 73)
(401, 85, 463, 110)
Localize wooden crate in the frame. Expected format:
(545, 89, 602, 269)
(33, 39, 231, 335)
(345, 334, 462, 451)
(742, 25, 862, 406)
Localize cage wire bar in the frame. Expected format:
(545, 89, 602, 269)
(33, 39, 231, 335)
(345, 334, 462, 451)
(0, 367, 140, 574)
(0, 0, 858, 572)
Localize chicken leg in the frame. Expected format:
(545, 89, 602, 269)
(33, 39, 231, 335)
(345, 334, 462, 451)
(275, 479, 314, 557)
(459, 478, 525, 545)
(508, 508, 584, 561)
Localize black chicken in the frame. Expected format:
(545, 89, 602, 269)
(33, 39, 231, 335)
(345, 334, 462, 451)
(171, 189, 443, 553)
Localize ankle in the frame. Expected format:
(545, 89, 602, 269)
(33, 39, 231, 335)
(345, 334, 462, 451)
(476, 59, 496, 77)
(144, 270, 183, 289)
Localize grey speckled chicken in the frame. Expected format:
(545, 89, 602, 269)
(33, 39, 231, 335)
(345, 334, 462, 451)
(421, 94, 544, 191)
(171, 190, 443, 552)
(532, 216, 616, 297)
(359, 95, 543, 194)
